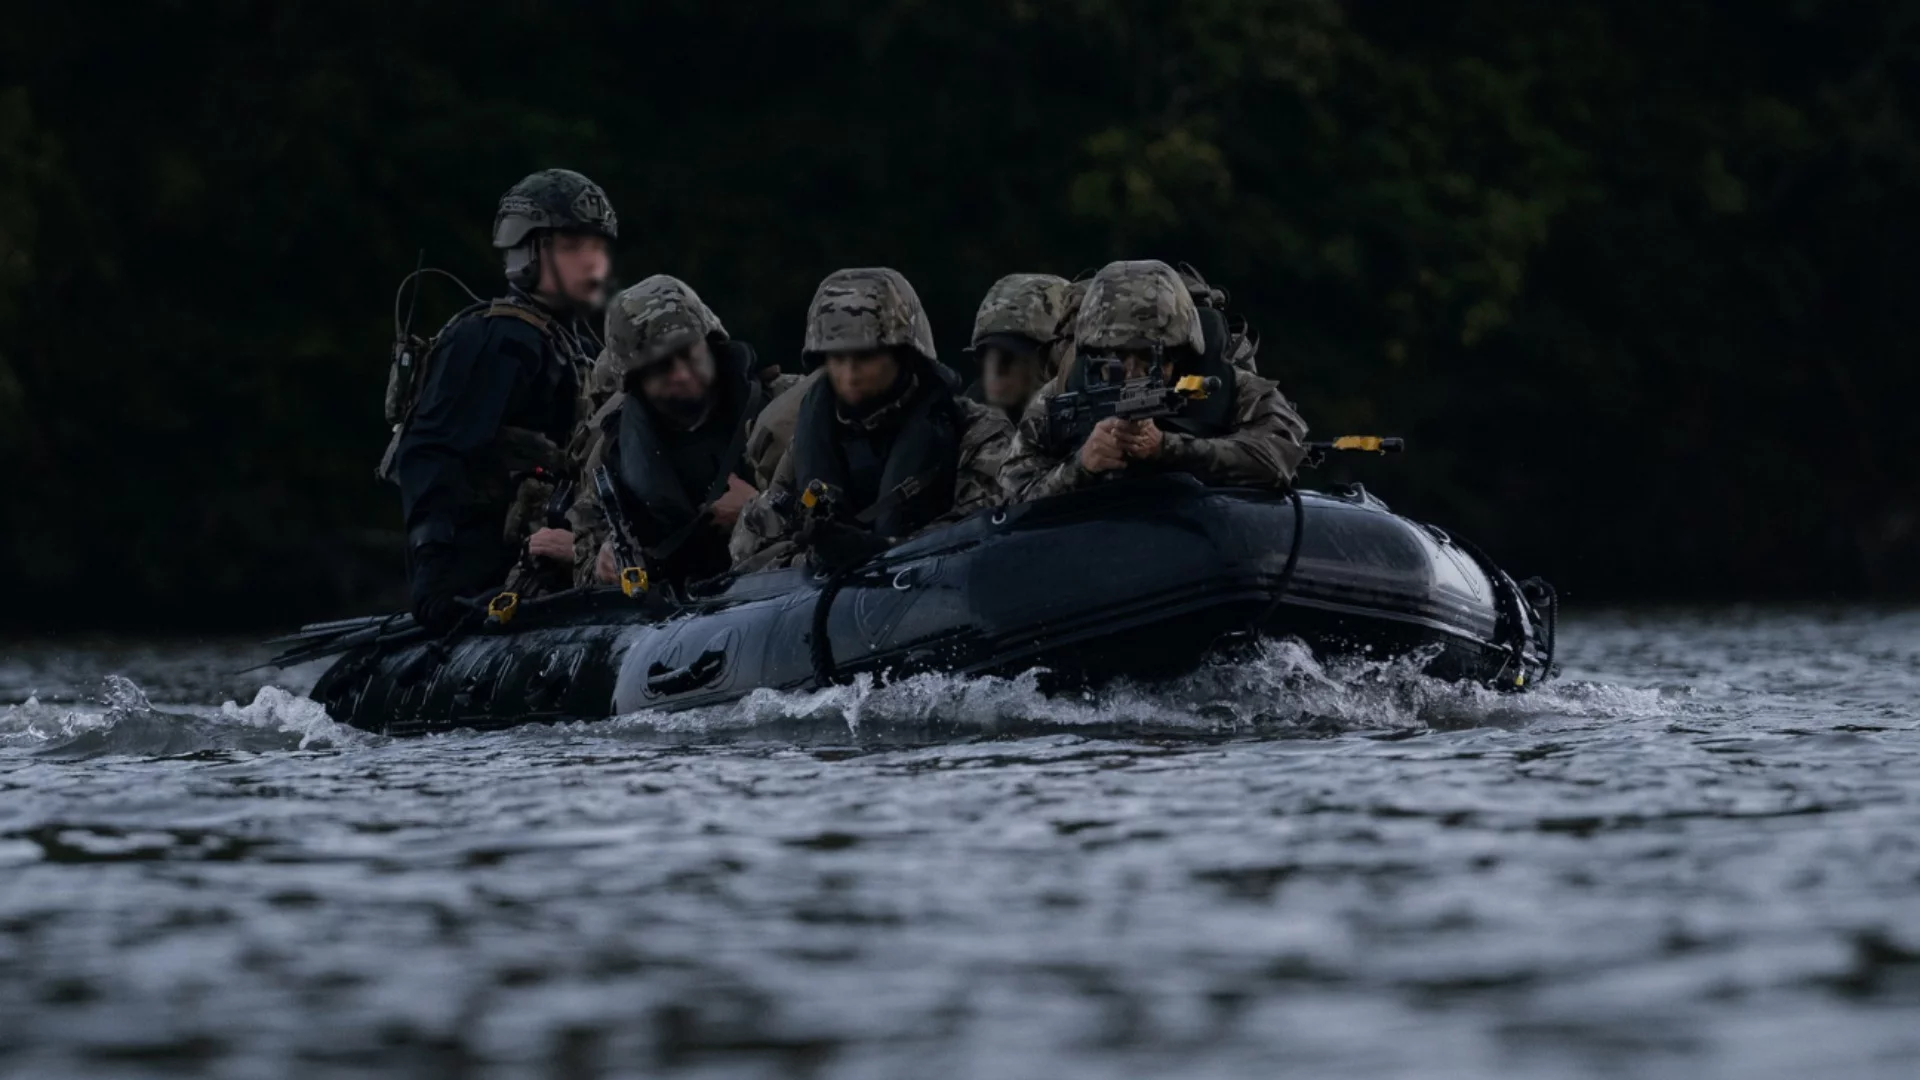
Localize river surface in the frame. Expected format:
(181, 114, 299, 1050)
(2, 608, 1918, 1079)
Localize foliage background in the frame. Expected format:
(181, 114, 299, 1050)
(4, 0, 1918, 629)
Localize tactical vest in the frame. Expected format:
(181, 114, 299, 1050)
(375, 298, 558, 483)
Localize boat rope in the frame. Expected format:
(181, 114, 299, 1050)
(809, 565, 855, 688)
(1449, 532, 1534, 690)
(1250, 487, 1307, 634)
(1520, 577, 1559, 683)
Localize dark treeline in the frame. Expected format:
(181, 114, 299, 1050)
(4, 1, 1918, 630)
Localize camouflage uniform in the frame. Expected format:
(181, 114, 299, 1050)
(729, 268, 1013, 570)
(565, 275, 738, 585)
(743, 368, 823, 492)
(1000, 260, 1307, 503)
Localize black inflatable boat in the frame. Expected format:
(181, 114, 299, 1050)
(283, 474, 1555, 737)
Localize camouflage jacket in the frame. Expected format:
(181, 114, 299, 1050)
(999, 373, 1308, 503)
(563, 391, 623, 585)
(744, 370, 814, 491)
(729, 396, 1013, 569)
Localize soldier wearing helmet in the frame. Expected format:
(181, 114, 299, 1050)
(729, 267, 1013, 571)
(392, 168, 617, 631)
(566, 275, 774, 588)
(964, 273, 1073, 421)
(1000, 259, 1307, 503)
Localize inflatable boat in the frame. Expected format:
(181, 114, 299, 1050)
(279, 474, 1556, 737)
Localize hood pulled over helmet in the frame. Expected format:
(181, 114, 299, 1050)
(604, 275, 727, 375)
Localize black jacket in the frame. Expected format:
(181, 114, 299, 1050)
(394, 295, 594, 630)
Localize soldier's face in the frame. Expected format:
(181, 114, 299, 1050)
(825, 350, 901, 407)
(545, 233, 611, 307)
(636, 340, 715, 410)
(982, 348, 1041, 409)
(1113, 351, 1176, 382)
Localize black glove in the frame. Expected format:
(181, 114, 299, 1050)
(408, 543, 474, 634)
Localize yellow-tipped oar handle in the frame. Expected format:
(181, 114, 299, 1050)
(1329, 436, 1404, 454)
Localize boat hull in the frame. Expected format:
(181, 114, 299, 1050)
(310, 476, 1550, 736)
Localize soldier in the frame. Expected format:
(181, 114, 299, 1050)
(391, 168, 615, 631)
(1040, 277, 1090, 396)
(1000, 259, 1308, 503)
(965, 273, 1072, 422)
(568, 275, 771, 589)
(729, 267, 1012, 571)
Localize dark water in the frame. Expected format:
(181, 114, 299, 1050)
(3, 610, 1919, 1079)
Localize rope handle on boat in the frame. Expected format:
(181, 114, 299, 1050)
(1249, 487, 1307, 633)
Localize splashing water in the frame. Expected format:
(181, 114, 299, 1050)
(1, 672, 365, 758)
(2, 611, 1917, 1079)
(585, 637, 1673, 745)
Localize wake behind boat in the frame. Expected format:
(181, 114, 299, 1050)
(280, 474, 1556, 737)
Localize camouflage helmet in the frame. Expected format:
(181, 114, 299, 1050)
(969, 273, 1070, 355)
(604, 275, 728, 374)
(492, 168, 618, 249)
(800, 267, 936, 365)
(1075, 259, 1207, 355)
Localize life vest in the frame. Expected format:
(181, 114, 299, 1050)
(608, 341, 767, 561)
(788, 361, 962, 539)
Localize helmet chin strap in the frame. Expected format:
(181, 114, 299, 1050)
(533, 235, 607, 315)
(503, 235, 543, 293)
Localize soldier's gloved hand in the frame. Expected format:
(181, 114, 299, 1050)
(412, 589, 471, 635)
(594, 542, 619, 584)
(810, 519, 890, 571)
(1079, 418, 1128, 474)
(408, 543, 460, 633)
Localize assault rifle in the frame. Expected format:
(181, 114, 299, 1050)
(590, 465, 652, 598)
(1043, 373, 1221, 456)
(794, 478, 912, 571)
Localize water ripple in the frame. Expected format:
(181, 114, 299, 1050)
(2, 609, 1918, 1078)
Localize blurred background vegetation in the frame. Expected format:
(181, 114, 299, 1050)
(4, 0, 1918, 629)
